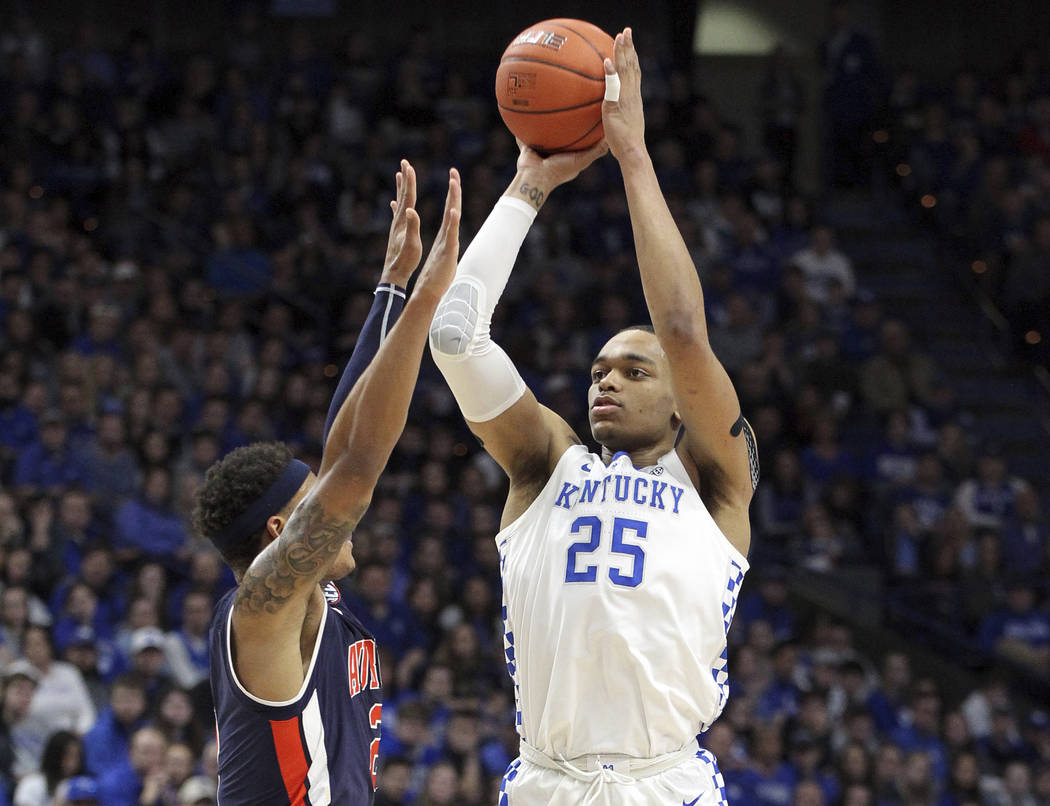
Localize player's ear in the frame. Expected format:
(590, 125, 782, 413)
(670, 408, 682, 431)
(263, 514, 285, 545)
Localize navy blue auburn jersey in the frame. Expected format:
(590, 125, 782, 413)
(210, 581, 382, 805)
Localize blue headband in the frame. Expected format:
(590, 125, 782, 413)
(213, 459, 312, 553)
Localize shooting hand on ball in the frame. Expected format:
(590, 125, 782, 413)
(508, 138, 608, 211)
(602, 27, 647, 164)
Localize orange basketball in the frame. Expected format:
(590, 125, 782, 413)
(495, 19, 614, 153)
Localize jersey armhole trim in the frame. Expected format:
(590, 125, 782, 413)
(666, 447, 750, 571)
(225, 597, 328, 708)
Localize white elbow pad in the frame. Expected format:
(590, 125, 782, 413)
(430, 197, 536, 421)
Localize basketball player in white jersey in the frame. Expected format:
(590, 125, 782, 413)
(430, 29, 758, 805)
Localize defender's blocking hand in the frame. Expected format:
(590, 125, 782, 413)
(382, 159, 423, 286)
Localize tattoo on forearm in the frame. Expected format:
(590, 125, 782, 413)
(731, 413, 761, 491)
(517, 182, 545, 210)
(235, 497, 357, 614)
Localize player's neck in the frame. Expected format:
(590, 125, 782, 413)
(600, 441, 672, 470)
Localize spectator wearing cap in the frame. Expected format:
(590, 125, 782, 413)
(978, 577, 1050, 674)
(96, 726, 168, 806)
(954, 445, 1031, 529)
(176, 775, 215, 806)
(124, 627, 173, 700)
(13, 728, 84, 806)
(83, 675, 147, 779)
(3, 660, 41, 781)
(19, 625, 95, 773)
(13, 410, 87, 496)
(60, 626, 110, 712)
(112, 467, 189, 567)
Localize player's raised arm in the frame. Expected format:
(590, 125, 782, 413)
(235, 170, 462, 617)
(602, 29, 757, 552)
(429, 142, 605, 516)
(321, 159, 421, 456)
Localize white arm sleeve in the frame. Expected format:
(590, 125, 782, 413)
(429, 196, 536, 422)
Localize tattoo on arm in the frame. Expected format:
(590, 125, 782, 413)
(517, 182, 545, 210)
(731, 413, 761, 491)
(235, 497, 358, 614)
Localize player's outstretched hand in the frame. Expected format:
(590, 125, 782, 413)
(382, 159, 423, 287)
(515, 137, 608, 192)
(415, 168, 461, 299)
(602, 27, 646, 163)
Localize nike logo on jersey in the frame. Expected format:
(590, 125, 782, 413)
(554, 475, 684, 513)
(683, 798, 701, 806)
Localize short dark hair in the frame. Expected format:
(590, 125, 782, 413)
(616, 324, 655, 336)
(193, 442, 294, 573)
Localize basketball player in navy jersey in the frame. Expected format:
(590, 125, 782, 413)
(430, 30, 758, 804)
(192, 163, 461, 805)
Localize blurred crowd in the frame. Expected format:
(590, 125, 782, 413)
(877, 44, 1050, 364)
(0, 5, 1047, 806)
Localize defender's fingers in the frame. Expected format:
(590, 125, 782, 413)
(403, 161, 417, 208)
(405, 208, 420, 237)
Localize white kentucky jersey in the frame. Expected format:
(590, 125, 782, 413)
(497, 443, 748, 760)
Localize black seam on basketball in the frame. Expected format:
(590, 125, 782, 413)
(497, 98, 604, 115)
(552, 22, 606, 66)
(500, 55, 605, 82)
(549, 116, 604, 151)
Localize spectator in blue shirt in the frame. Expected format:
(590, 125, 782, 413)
(726, 723, 797, 805)
(890, 689, 950, 784)
(83, 674, 148, 778)
(97, 726, 167, 806)
(14, 410, 87, 496)
(978, 577, 1050, 674)
(0, 370, 36, 461)
(113, 467, 188, 566)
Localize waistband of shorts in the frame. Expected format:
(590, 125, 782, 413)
(519, 738, 699, 780)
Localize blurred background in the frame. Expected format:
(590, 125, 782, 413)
(0, 0, 1049, 804)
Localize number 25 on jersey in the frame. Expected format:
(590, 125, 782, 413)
(565, 516, 648, 588)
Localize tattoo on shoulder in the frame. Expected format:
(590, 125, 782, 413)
(731, 413, 761, 491)
(235, 497, 357, 615)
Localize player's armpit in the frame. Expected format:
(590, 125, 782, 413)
(466, 389, 580, 488)
(665, 340, 756, 509)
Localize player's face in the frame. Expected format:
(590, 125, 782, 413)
(587, 330, 679, 452)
